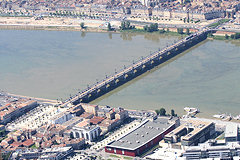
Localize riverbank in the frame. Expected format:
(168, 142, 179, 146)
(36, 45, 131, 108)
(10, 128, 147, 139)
(7, 92, 58, 104)
(6, 91, 240, 124)
(0, 16, 239, 40)
(0, 16, 121, 33)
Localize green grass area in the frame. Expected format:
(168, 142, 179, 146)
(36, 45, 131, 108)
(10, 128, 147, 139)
(164, 31, 188, 37)
(124, 156, 133, 160)
(208, 19, 230, 28)
(216, 133, 225, 140)
(119, 28, 147, 33)
(120, 28, 189, 37)
(109, 154, 120, 158)
(207, 33, 240, 41)
(30, 144, 38, 149)
(212, 35, 227, 40)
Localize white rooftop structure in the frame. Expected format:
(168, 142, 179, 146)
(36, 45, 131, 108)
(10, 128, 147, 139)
(225, 124, 238, 138)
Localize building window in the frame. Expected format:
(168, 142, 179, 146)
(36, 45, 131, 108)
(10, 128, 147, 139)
(76, 132, 80, 138)
(90, 133, 93, 140)
(86, 133, 89, 140)
(95, 130, 98, 137)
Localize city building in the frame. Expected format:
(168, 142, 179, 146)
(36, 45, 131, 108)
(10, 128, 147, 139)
(50, 111, 74, 124)
(115, 109, 129, 121)
(0, 100, 38, 124)
(105, 117, 179, 157)
(225, 124, 239, 142)
(72, 120, 100, 142)
(68, 104, 84, 116)
(183, 140, 240, 160)
(81, 103, 99, 115)
(236, 11, 240, 24)
(164, 119, 215, 146)
(65, 138, 85, 149)
(61, 117, 83, 130)
(18, 147, 73, 160)
(99, 118, 121, 134)
(106, 110, 116, 120)
(90, 116, 105, 125)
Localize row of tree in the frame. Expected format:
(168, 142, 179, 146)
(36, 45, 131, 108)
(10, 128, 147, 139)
(120, 21, 135, 30)
(177, 28, 190, 35)
(225, 33, 240, 39)
(143, 23, 159, 32)
(155, 108, 177, 117)
(81, 21, 192, 36)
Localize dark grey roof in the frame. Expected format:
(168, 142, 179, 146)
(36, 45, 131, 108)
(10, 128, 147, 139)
(107, 117, 176, 150)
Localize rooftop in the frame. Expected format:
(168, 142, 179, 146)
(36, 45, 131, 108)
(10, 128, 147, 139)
(107, 117, 176, 150)
(225, 124, 239, 138)
(166, 119, 214, 141)
(74, 119, 90, 128)
(61, 116, 83, 128)
(90, 116, 105, 125)
(79, 112, 94, 119)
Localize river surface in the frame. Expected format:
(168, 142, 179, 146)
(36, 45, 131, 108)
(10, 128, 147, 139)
(0, 30, 240, 117)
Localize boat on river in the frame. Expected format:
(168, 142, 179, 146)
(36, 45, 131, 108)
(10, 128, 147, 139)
(213, 114, 225, 119)
(184, 107, 199, 114)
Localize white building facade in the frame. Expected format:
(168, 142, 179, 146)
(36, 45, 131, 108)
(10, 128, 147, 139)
(72, 125, 100, 142)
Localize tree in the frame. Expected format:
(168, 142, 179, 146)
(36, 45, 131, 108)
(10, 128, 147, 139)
(208, 33, 213, 37)
(159, 29, 165, 34)
(120, 21, 135, 30)
(143, 25, 148, 31)
(144, 23, 158, 32)
(231, 34, 235, 39)
(186, 28, 190, 35)
(235, 33, 240, 39)
(121, 21, 126, 30)
(80, 22, 85, 29)
(126, 21, 130, 29)
(177, 28, 184, 34)
(171, 109, 176, 117)
(225, 34, 229, 39)
(107, 23, 112, 31)
(159, 108, 166, 116)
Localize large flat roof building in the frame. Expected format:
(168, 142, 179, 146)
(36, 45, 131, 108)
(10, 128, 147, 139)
(105, 117, 179, 157)
(225, 124, 239, 142)
(183, 141, 240, 160)
(164, 119, 215, 146)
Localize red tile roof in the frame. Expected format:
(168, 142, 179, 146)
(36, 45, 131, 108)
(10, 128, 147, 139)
(90, 116, 105, 125)
(22, 139, 34, 147)
(10, 141, 22, 147)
